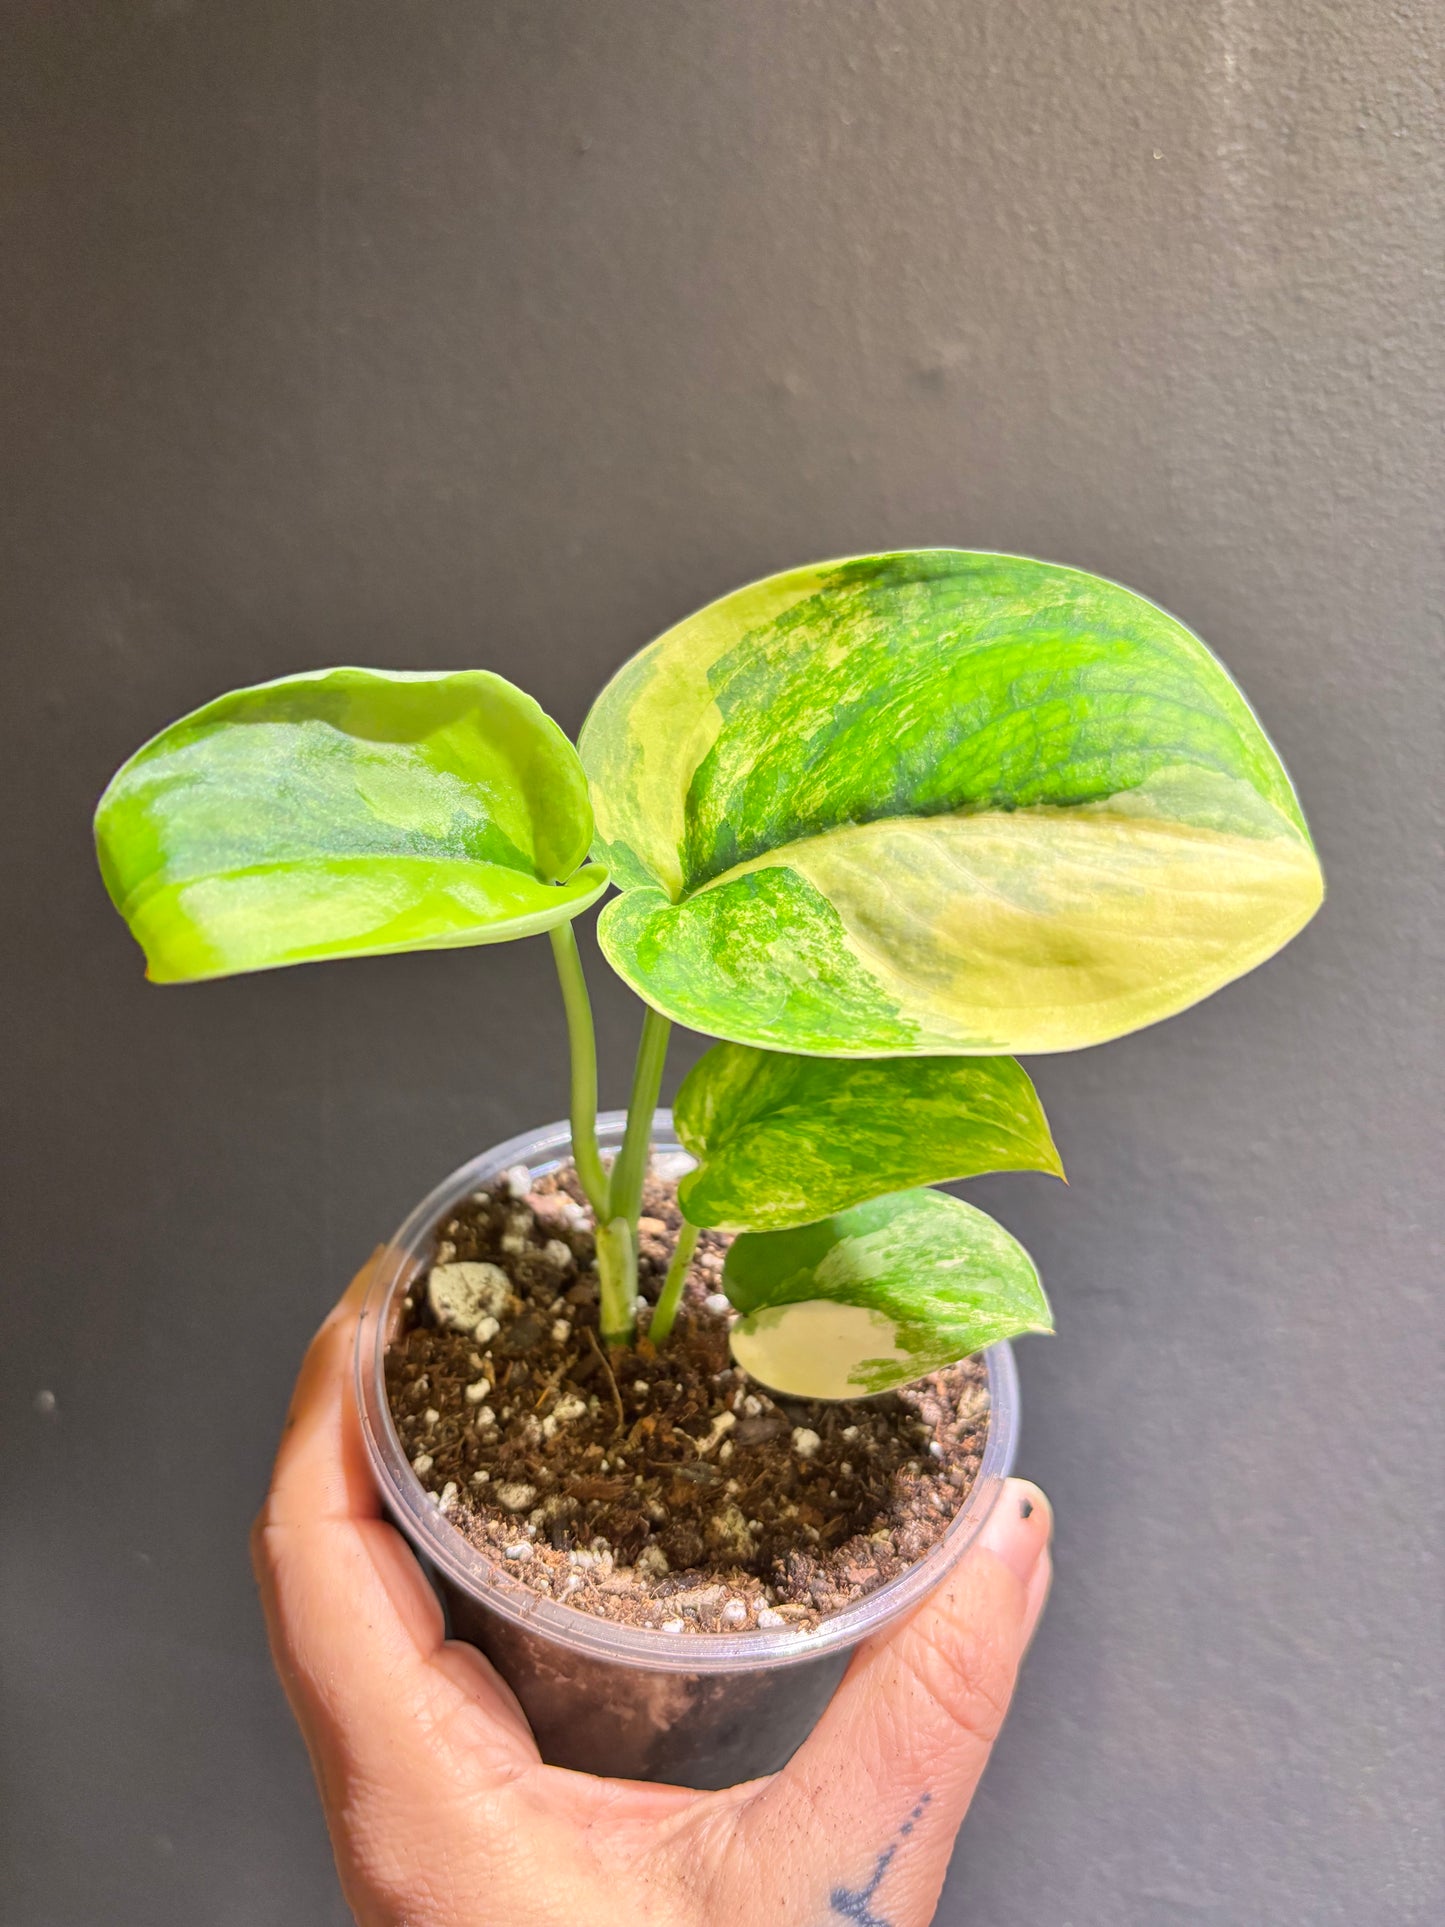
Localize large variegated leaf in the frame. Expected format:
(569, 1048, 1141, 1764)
(674, 1042, 1062, 1231)
(725, 1188, 1051, 1398)
(579, 551, 1323, 1054)
(96, 668, 607, 982)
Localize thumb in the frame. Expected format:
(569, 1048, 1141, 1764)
(738, 1479, 1051, 1926)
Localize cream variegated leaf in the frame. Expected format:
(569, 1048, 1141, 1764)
(580, 551, 1323, 1054)
(96, 668, 607, 982)
(675, 1042, 1062, 1231)
(725, 1188, 1052, 1398)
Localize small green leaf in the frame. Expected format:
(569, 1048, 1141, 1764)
(674, 1043, 1062, 1231)
(725, 1188, 1051, 1399)
(95, 668, 607, 982)
(580, 551, 1323, 1054)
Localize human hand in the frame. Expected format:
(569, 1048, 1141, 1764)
(254, 1259, 1053, 1927)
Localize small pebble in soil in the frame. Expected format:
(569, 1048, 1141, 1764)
(703, 1293, 731, 1316)
(411, 1453, 433, 1475)
(464, 1378, 490, 1403)
(495, 1482, 537, 1512)
(503, 1542, 532, 1560)
(720, 1598, 749, 1628)
(427, 1260, 514, 1334)
(791, 1427, 822, 1459)
(757, 1607, 785, 1628)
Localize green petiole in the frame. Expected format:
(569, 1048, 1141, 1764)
(609, 1003, 672, 1230)
(547, 922, 611, 1221)
(647, 1221, 699, 1348)
(550, 930, 675, 1347)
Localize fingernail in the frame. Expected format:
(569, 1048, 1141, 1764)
(1020, 1544, 1052, 1649)
(979, 1479, 1052, 1589)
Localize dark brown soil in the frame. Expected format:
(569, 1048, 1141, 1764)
(383, 1160, 991, 1634)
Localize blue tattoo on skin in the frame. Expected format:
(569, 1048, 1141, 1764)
(828, 1795, 932, 1925)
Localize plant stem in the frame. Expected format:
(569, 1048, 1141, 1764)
(594, 1216, 637, 1348)
(609, 1003, 672, 1227)
(546, 923, 610, 1220)
(647, 1221, 699, 1347)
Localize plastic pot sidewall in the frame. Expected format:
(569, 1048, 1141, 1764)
(355, 1111, 1020, 1787)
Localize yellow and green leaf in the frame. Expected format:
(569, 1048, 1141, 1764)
(675, 1042, 1062, 1232)
(95, 668, 607, 982)
(725, 1188, 1052, 1398)
(580, 551, 1323, 1055)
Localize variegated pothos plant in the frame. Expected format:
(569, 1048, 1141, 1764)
(94, 552, 1322, 1397)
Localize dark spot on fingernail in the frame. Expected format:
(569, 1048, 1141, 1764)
(1019, 1497, 1034, 1519)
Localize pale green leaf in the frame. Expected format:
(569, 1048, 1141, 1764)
(725, 1188, 1051, 1398)
(580, 551, 1323, 1054)
(95, 668, 607, 982)
(675, 1042, 1062, 1231)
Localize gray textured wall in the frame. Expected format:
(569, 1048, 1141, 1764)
(2, 4, 1441, 1923)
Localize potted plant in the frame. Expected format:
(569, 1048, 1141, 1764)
(94, 549, 1322, 1788)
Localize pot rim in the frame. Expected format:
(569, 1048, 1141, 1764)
(356, 1109, 1020, 1675)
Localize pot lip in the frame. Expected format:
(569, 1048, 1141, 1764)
(356, 1109, 1020, 1676)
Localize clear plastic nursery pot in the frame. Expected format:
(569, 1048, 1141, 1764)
(356, 1111, 1020, 1791)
